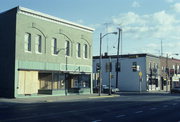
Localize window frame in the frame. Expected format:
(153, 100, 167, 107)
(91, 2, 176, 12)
(35, 35, 42, 54)
(77, 43, 81, 58)
(65, 40, 70, 56)
(24, 33, 31, 52)
(51, 38, 58, 55)
(83, 44, 88, 59)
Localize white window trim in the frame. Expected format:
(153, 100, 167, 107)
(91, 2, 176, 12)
(51, 38, 58, 56)
(76, 43, 81, 58)
(35, 35, 42, 54)
(65, 40, 71, 57)
(24, 33, 32, 53)
(83, 44, 88, 59)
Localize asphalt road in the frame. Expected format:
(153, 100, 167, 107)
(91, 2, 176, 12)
(1, 94, 180, 122)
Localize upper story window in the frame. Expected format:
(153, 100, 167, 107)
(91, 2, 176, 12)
(77, 43, 81, 58)
(173, 65, 175, 69)
(132, 62, 137, 72)
(84, 44, 88, 58)
(35, 35, 42, 53)
(65, 40, 70, 56)
(51, 38, 58, 55)
(149, 62, 152, 69)
(24, 33, 31, 52)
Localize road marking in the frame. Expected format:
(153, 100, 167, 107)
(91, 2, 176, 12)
(92, 120, 102, 122)
(89, 95, 118, 99)
(116, 114, 126, 118)
(150, 108, 157, 110)
(135, 111, 143, 114)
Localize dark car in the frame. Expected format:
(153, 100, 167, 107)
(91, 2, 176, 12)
(102, 85, 120, 93)
(171, 87, 180, 93)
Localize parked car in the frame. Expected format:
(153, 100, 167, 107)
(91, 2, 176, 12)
(102, 85, 119, 93)
(93, 85, 120, 94)
(171, 87, 180, 93)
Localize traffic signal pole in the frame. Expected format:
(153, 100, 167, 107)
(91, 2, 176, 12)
(116, 28, 122, 88)
(99, 33, 102, 96)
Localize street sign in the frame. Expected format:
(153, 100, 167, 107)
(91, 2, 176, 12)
(139, 72, 142, 77)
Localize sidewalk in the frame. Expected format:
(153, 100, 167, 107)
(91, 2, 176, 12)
(0, 91, 171, 104)
(0, 93, 120, 104)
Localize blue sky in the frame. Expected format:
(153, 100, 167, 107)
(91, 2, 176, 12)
(1, 0, 180, 58)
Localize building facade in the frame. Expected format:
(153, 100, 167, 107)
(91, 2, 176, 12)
(93, 54, 161, 92)
(0, 7, 94, 98)
(160, 56, 180, 91)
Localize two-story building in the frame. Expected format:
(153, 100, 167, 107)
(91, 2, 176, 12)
(0, 6, 94, 98)
(160, 56, 180, 91)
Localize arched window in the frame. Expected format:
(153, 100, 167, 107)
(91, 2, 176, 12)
(35, 35, 42, 53)
(77, 43, 81, 58)
(24, 33, 31, 52)
(84, 44, 88, 58)
(65, 40, 70, 56)
(51, 38, 57, 55)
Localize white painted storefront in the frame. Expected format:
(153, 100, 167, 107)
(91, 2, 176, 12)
(93, 54, 160, 92)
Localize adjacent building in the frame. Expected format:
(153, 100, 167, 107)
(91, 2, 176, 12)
(93, 53, 180, 92)
(160, 56, 180, 91)
(0, 6, 94, 98)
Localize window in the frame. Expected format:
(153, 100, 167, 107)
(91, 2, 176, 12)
(84, 44, 88, 58)
(35, 35, 42, 53)
(173, 65, 175, 69)
(77, 43, 81, 58)
(132, 62, 137, 72)
(24, 33, 31, 52)
(65, 40, 70, 56)
(149, 62, 152, 69)
(162, 66, 164, 72)
(177, 65, 180, 74)
(51, 38, 57, 55)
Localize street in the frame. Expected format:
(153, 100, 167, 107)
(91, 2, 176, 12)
(1, 93, 180, 122)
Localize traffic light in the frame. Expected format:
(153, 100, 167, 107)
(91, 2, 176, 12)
(96, 63, 100, 72)
(116, 62, 121, 72)
(106, 62, 112, 72)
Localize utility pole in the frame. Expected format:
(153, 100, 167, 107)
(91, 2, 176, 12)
(109, 56, 112, 95)
(166, 54, 169, 92)
(99, 33, 102, 96)
(116, 28, 122, 88)
(99, 32, 117, 96)
(161, 40, 163, 57)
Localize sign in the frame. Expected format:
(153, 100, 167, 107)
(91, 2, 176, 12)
(139, 72, 142, 77)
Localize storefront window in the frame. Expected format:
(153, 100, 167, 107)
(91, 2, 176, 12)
(71, 74, 90, 88)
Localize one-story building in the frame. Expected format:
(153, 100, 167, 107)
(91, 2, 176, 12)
(93, 53, 180, 92)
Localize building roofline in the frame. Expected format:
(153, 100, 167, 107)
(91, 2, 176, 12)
(159, 56, 180, 61)
(1, 6, 94, 32)
(17, 6, 94, 32)
(93, 53, 159, 59)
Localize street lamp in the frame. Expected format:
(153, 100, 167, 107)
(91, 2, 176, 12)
(116, 28, 122, 88)
(99, 32, 117, 96)
(166, 53, 179, 92)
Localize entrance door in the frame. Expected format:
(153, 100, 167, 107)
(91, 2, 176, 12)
(18, 71, 39, 95)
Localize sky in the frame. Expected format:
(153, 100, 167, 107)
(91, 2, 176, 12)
(1, 0, 180, 58)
